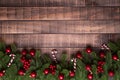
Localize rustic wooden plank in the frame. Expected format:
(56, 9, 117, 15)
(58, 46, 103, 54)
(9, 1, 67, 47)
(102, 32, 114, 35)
(0, 21, 120, 34)
(0, 34, 120, 48)
(0, 0, 119, 7)
(0, 7, 120, 20)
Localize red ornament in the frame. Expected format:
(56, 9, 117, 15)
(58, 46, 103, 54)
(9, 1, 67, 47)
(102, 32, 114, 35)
(108, 70, 114, 77)
(30, 72, 37, 78)
(76, 52, 82, 59)
(20, 56, 26, 63)
(85, 65, 91, 71)
(43, 68, 49, 75)
(69, 71, 75, 77)
(0, 70, 5, 77)
(21, 49, 27, 55)
(112, 54, 119, 61)
(99, 52, 105, 58)
(23, 60, 31, 70)
(29, 49, 36, 57)
(58, 73, 64, 80)
(86, 47, 92, 54)
(98, 61, 105, 66)
(18, 69, 25, 76)
(5, 47, 11, 54)
(87, 73, 93, 80)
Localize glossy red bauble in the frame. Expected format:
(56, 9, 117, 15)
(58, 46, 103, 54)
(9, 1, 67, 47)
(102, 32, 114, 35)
(18, 69, 25, 76)
(86, 48, 92, 54)
(87, 73, 93, 80)
(69, 71, 75, 77)
(58, 73, 64, 80)
(43, 68, 49, 75)
(29, 49, 36, 57)
(76, 52, 82, 59)
(5, 47, 11, 54)
(30, 72, 37, 78)
(85, 65, 91, 71)
(108, 70, 114, 77)
(99, 52, 106, 58)
(21, 49, 27, 55)
(112, 54, 119, 61)
(0, 70, 5, 77)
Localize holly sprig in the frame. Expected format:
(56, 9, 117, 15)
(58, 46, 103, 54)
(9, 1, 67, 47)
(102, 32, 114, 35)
(0, 40, 120, 80)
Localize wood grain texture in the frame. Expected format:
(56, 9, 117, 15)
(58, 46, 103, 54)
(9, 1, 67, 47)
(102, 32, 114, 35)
(0, 21, 120, 34)
(0, 0, 120, 7)
(0, 7, 120, 20)
(0, 34, 120, 48)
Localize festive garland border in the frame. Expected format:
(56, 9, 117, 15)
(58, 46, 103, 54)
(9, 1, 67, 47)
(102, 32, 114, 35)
(0, 41, 120, 80)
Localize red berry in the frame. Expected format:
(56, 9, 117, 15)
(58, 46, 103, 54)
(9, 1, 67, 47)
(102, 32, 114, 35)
(49, 64, 56, 70)
(21, 49, 27, 55)
(58, 73, 64, 80)
(5, 47, 11, 54)
(29, 49, 36, 57)
(98, 61, 105, 66)
(30, 72, 37, 78)
(112, 54, 118, 61)
(20, 56, 26, 63)
(43, 68, 49, 75)
(85, 65, 91, 71)
(18, 69, 25, 76)
(108, 70, 114, 77)
(86, 48, 92, 54)
(97, 65, 104, 73)
(76, 52, 82, 59)
(99, 52, 105, 58)
(87, 73, 93, 80)
(69, 71, 75, 77)
(0, 70, 5, 77)
(51, 70, 56, 75)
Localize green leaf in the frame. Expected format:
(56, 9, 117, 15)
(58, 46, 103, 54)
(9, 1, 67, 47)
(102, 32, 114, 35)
(108, 42, 119, 52)
(0, 42, 5, 51)
(11, 44, 17, 53)
(61, 69, 69, 77)
(35, 50, 40, 58)
(61, 53, 67, 62)
(0, 51, 4, 58)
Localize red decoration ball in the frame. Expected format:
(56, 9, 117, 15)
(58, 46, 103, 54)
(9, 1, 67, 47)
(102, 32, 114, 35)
(86, 48, 92, 54)
(0, 71, 4, 77)
(69, 71, 75, 77)
(21, 49, 27, 55)
(29, 49, 36, 57)
(5, 47, 11, 54)
(85, 65, 91, 71)
(51, 70, 56, 75)
(97, 65, 104, 73)
(108, 70, 114, 77)
(30, 72, 37, 78)
(99, 52, 105, 58)
(18, 69, 25, 76)
(43, 68, 49, 75)
(87, 73, 93, 80)
(112, 54, 118, 61)
(76, 52, 82, 59)
(58, 73, 64, 80)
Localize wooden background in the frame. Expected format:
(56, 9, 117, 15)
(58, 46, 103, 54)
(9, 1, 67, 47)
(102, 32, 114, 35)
(0, 0, 120, 56)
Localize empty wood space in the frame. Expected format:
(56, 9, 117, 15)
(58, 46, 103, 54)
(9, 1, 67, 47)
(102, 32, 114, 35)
(0, 0, 120, 55)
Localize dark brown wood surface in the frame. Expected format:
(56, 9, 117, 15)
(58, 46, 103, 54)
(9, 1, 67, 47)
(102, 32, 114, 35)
(0, 0, 120, 55)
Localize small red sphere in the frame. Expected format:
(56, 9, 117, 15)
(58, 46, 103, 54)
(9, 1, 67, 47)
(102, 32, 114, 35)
(21, 49, 27, 55)
(108, 70, 114, 77)
(5, 47, 11, 54)
(30, 72, 37, 78)
(85, 65, 91, 71)
(97, 65, 104, 73)
(69, 71, 75, 77)
(112, 54, 118, 61)
(18, 69, 25, 76)
(86, 48, 92, 54)
(0, 71, 5, 77)
(20, 56, 26, 63)
(99, 52, 105, 58)
(76, 52, 82, 59)
(87, 73, 93, 80)
(58, 73, 64, 80)
(43, 68, 49, 75)
(29, 49, 36, 57)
